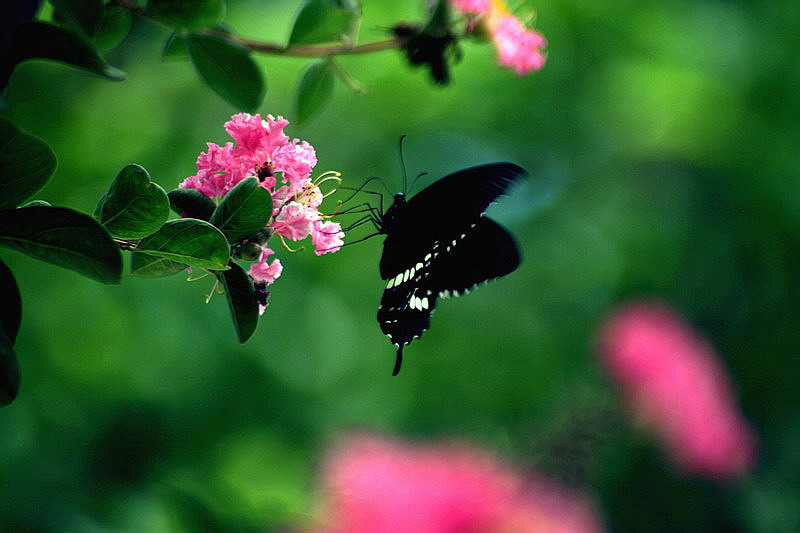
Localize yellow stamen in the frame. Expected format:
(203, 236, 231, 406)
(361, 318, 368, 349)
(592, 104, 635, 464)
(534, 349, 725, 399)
(279, 234, 305, 253)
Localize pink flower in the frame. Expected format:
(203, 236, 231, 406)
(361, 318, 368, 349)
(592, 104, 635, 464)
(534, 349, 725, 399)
(180, 113, 317, 200)
(249, 246, 282, 285)
(272, 139, 318, 193)
(273, 201, 318, 241)
(311, 220, 344, 256)
(452, 0, 547, 75)
(302, 434, 605, 533)
(452, 0, 491, 14)
(180, 113, 345, 317)
(597, 302, 757, 479)
(490, 14, 547, 74)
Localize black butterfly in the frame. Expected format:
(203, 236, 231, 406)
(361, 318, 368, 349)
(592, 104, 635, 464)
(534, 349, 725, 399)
(375, 162, 528, 375)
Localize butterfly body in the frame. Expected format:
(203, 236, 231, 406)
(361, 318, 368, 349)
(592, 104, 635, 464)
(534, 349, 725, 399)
(376, 163, 527, 375)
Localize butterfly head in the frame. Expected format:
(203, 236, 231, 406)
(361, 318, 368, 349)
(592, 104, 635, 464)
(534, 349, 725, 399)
(379, 193, 407, 234)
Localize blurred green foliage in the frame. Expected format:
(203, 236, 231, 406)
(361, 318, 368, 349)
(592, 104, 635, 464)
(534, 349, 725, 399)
(1, 0, 799, 531)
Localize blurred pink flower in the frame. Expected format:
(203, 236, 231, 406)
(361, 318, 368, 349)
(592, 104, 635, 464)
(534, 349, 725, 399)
(452, 0, 491, 14)
(597, 302, 757, 479)
(303, 434, 605, 533)
(490, 14, 547, 74)
(452, 0, 547, 74)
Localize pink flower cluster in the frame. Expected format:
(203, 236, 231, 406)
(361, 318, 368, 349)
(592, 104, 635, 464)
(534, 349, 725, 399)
(452, 0, 547, 74)
(597, 302, 757, 479)
(180, 113, 345, 313)
(302, 434, 605, 533)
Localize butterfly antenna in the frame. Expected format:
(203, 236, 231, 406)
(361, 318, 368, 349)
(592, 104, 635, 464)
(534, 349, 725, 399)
(339, 176, 391, 205)
(392, 345, 404, 376)
(408, 171, 428, 196)
(398, 134, 409, 194)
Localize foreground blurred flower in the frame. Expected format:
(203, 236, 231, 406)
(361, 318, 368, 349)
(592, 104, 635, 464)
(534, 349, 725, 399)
(597, 302, 757, 479)
(453, 0, 547, 74)
(180, 113, 345, 314)
(301, 434, 604, 533)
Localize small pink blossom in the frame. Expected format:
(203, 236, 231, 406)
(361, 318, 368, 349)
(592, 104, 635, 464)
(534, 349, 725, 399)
(249, 246, 282, 285)
(273, 201, 318, 241)
(272, 140, 318, 192)
(491, 14, 547, 74)
(311, 220, 344, 256)
(452, 0, 491, 14)
(302, 434, 605, 533)
(597, 302, 757, 479)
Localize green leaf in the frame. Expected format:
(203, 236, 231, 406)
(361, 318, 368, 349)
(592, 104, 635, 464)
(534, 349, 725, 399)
(0, 329, 20, 407)
(0, 259, 21, 345)
(146, 0, 225, 30)
(20, 200, 52, 207)
(209, 177, 271, 242)
(95, 164, 170, 239)
(0, 118, 57, 210)
(168, 188, 215, 220)
(295, 59, 335, 124)
(163, 32, 188, 59)
(93, 4, 133, 50)
(0, 206, 122, 284)
(187, 33, 265, 111)
(217, 262, 258, 343)
(51, 0, 105, 38)
(288, 0, 361, 46)
(6, 22, 126, 81)
(135, 218, 230, 272)
(129, 251, 187, 277)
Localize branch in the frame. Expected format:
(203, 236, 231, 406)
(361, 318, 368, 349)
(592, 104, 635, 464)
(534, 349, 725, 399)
(112, 0, 410, 58)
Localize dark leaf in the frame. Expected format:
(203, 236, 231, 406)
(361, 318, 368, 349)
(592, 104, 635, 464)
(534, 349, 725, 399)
(162, 32, 188, 59)
(3, 22, 125, 85)
(295, 59, 335, 124)
(209, 177, 271, 242)
(0, 117, 57, 210)
(146, 0, 225, 30)
(50, 0, 104, 38)
(93, 3, 132, 50)
(129, 251, 187, 277)
(95, 164, 170, 239)
(187, 33, 265, 111)
(288, 0, 361, 46)
(0, 328, 20, 407)
(135, 218, 230, 272)
(168, 187, 215, 220)
(217, 261, 258, 343)
(0, 206, 122, 284)
(0, 258, 21, 344)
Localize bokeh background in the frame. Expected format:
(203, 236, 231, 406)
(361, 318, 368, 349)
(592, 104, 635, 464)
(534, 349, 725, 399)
(2, 0, 799, 531)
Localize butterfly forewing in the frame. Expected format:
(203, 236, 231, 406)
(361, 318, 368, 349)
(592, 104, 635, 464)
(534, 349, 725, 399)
(377, 163, 528, 374)
(379, 162, 526, 279)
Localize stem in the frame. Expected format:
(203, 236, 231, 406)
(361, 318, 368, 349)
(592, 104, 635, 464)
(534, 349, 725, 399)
(111, 0, 410, 59)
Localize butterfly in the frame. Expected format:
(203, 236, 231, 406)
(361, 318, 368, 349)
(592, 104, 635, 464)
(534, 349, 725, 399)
(376, 162, 528, 375)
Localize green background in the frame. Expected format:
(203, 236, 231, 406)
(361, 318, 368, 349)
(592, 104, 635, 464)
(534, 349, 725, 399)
(2, 0, 799, 531)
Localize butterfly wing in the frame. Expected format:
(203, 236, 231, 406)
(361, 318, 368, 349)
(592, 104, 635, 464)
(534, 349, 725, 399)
(378, 163, 527, 374)
(379, 162, 527, 279)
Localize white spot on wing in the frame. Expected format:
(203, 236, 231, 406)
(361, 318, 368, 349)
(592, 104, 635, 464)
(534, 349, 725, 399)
(394, 273, 403, 286)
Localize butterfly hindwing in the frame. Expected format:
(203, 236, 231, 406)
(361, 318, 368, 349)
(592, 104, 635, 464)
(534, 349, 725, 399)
(378, 217, 520, 374)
